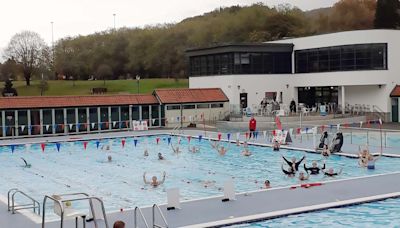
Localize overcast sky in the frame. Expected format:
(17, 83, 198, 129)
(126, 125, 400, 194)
(0, 0, 338, 50)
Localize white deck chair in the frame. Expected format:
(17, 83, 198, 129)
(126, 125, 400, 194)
(222, 180, 236, 202)
(167, 188, 181, 210)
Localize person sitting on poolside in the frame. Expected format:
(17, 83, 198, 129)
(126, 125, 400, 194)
(218, 146, 228, 156)
(20, 157, 31, 168)
(158, 153, 164, 160)
(323, 167, 343, 177)
(171, 144, 181, 153)
(282, 155, 306, 172)
(322, 144, 331, 157)
(264, 180, 271, 189)
(143, 171, 166, 187)
(241, 148, 252, 156)
(298, 171, 310, 181)
(107, 155, 112, 162)
(273, 140, 280, 151)
(282, 164, 295, 177)
(144, 149, 149, 157)
(304, 160, 325, 175)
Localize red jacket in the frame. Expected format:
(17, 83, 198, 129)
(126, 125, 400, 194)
(249, 118, 257, 130)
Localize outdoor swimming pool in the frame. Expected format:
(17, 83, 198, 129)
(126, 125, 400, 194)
(230, 197, 400, 227)
(1, 134, 400, 220)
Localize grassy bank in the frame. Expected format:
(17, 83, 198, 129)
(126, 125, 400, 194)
(10, 79, 188, 96)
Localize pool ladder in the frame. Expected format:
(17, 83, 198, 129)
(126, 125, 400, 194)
(42, 193, 109, 228)
(8, 188, 41, 215)
(133, 204, 168, 228)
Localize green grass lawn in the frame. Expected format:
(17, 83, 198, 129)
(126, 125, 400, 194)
(11, 79, 188, 96)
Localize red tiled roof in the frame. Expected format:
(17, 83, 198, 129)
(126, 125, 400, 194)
(0, 94, 158, 109)
(391, 85, 400, 97)
(154, 88, 229, 104)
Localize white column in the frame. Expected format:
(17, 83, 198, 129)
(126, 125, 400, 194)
(14, 110, 18, 137)
(129, 105, 133, 130)
(149, 105, 152, 127)
(97, 107, 101, 131)
(75, 108, 79, 133)
(27, 110, 31, 136)
(86, 107, 90, 132)
(63, 108, 67, 134)
(108, 107, 112, 130)
(118, 106, 121, 129)
(51, 109, 56, 134)
(39, 109, 44, 135)
(158, 105, 162, 127)
(1, 111, 5, 137)
(341, 86, 345, 115)
(139, 106, 142, 121)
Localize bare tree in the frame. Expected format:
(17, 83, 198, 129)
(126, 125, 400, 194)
(3, 31, 48, 86)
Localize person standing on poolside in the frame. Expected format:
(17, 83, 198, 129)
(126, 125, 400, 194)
(143, 171, 166, 187)
(249, 115, 257, 139)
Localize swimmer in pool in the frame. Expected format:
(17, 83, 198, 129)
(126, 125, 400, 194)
(144, 149, 149, 157)
(298, 171, 310, 181)
(304, 160, 325, 175)
(358, 146, 371, 167)
(20, 157, 31, 168)
(236, 139, 240, 146)
(273, 140, 280, 151)
(171, 144, 181, 153)
(143, 171, 166, 187)
(107, 155, 112, 162)
(218, 146, 228, 156)
(323, 167, 343, 177)
(241, 148, 252, 156)
(322, 144, 331, 157)
(189, 146, 200, 153)
(282, 155, 306, 172)
(210, 140, 220, 149)
(360, 153, 381, 169)
(281, 164, 295, 177)
(101, 145, 110, 151)
(264, 180, 271, 189)
(158, 153, 164, 160)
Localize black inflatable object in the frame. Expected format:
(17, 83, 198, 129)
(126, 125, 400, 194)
(318, 131, 328, 149)
(330, 132, 344, 153)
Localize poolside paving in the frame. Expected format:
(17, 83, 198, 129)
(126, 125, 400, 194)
(2, 172, 400, 228)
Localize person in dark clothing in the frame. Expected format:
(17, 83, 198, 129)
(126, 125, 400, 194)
(282, 155, 306, 172)
(281, 164, 295, 177)
(290, 99, 296, 113)
(304, 161, 325, 175)
(323, 168, 343, 177)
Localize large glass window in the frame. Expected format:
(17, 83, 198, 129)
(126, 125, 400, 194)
(190, 52, 292, 76)
(18, 110, 28, 136)
(89, 108, 99, 131)
(78, 108, 87, 132)
(111, 107, 119, 129)
(100, 107, 109, 130)
(132, 106, 140, 121)
(295, 43, 387, 73)
(43, 109, 53, 134)
(55, 109, 64, 133)
(151, 105, 160, 127)
(5, 111, 15, 136)
(121, 106, 129, 129)
(67, 109, 76, 132)
(30, 110, 40, 135)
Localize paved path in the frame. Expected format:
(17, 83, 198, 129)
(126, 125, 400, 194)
(2, 172, 400, 228)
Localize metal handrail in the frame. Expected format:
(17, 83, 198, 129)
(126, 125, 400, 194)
(42, 194, 109, 228)
(134, 206, 150, 228)
(152, 204, 168, 228)
(8, 188, 40, 215)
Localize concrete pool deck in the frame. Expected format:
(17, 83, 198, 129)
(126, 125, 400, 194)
(1, 172, 400, 228)
(1, 129, 400, 227)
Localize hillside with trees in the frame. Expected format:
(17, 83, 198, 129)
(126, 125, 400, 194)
(1, 0, 399, 84)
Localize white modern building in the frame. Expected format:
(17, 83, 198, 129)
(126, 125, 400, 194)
(188, 29, 400, 122)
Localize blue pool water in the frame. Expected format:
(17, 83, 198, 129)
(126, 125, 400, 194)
(1, 135, 400, 218)
(230, 197, 400, 227)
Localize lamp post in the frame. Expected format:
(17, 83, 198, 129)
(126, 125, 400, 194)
(136, 75, 140, 94)
(113, 13, 116, 30)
